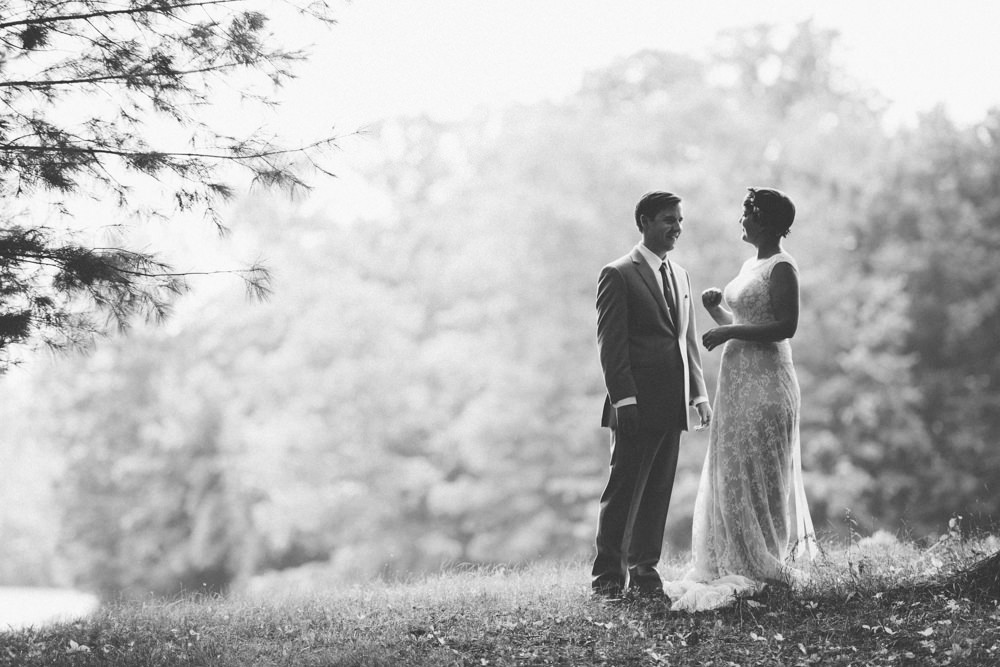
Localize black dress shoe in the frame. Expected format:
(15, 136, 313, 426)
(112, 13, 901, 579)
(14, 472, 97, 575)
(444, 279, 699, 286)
(591, 583, 624, 600)
(627, 566, 662, 586)
(626, 586, 671, 604)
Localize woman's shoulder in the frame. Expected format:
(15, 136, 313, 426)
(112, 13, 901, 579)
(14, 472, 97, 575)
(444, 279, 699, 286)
(768, 251, 798, 270)
(761, 251, 799, 279)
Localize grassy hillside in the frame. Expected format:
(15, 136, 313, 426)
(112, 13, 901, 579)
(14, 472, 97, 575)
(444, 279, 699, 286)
(2, 533, 998, 666)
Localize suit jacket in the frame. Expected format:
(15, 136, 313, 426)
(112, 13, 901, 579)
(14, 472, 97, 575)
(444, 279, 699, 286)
(597, 246, 708, 432)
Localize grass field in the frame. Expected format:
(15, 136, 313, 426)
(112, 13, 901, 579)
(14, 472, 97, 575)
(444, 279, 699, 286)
(2, 531, 998, 666)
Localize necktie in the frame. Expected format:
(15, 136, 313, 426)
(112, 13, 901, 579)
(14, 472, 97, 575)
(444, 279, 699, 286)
(659, 262, 676, 322)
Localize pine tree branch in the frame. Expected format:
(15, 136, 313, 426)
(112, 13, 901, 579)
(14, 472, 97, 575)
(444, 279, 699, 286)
(0, 135, 344, 161)
(0, 1, 240, 30)
(0, 61, 261, 89)
(0, 1, 336, 363)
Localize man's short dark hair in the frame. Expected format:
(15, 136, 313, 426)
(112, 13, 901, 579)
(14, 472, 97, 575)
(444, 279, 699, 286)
(634, 191, 682, 230)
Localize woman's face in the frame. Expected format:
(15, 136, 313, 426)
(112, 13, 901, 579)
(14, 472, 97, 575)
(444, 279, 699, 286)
(740, 200, 762, 245)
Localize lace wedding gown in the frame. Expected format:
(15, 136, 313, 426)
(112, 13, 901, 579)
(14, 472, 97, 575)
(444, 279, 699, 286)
(666, 252, 816, 612)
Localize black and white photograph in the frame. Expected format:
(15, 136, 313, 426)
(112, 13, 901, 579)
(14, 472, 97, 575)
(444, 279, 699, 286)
(2, 1, 999, 664)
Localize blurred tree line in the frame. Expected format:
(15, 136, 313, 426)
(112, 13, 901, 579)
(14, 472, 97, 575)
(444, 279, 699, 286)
(1, 22, 997, 599)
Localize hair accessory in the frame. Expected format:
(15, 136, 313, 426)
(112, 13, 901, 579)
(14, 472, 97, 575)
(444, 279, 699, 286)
(745, 187, 761, 220)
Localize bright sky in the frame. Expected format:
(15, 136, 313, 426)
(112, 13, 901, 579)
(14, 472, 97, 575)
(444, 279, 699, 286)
(277, 0, 1000, 133)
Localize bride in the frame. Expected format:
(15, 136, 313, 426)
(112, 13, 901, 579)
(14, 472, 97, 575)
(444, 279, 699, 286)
(666, 187, 816, 612)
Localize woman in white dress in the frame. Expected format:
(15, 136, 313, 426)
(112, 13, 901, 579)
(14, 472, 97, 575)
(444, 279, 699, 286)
(666, 187, 816, 612)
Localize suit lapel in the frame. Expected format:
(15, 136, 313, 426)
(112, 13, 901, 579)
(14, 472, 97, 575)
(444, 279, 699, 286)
(631, 248, 676, 332)
(667, 259, 686, 335)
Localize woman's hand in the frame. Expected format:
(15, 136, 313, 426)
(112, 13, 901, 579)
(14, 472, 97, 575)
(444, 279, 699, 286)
(702, 288, 723, 310)
(702, 326, 732, 351)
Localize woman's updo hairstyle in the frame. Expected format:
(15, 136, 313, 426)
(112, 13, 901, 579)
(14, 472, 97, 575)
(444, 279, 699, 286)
(745, 187, 795, 238)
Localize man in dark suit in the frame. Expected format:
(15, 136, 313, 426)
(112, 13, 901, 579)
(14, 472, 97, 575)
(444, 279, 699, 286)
(592, 190, 712, 599)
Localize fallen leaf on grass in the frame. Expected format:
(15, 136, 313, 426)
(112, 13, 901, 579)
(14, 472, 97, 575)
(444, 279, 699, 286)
(861, 624, 896, 635)
(66, 640, 90, 654)
(644, 648, 669, 664)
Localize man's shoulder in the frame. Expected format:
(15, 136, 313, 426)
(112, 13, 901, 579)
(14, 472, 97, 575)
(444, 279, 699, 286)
(603, 251, 637, 272)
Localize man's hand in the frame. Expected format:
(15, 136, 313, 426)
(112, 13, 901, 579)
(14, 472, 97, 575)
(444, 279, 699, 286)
(695, 402, 713, 431)
(616, 404, 640, 436)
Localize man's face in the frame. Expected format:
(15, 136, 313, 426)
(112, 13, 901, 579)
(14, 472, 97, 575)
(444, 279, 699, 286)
(641, 203, 683, 256)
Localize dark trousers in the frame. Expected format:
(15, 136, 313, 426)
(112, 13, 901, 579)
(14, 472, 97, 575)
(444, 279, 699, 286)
(592, 424, 681, 592)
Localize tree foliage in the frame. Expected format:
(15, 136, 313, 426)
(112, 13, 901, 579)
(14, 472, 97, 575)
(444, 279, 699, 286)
(850, 110, 1000, 530)
(0, 0, 337, 364)
(1, 21, 998, 596)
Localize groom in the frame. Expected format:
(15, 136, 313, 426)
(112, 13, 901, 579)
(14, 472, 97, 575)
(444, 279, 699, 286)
(593, 191, 712, 599)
